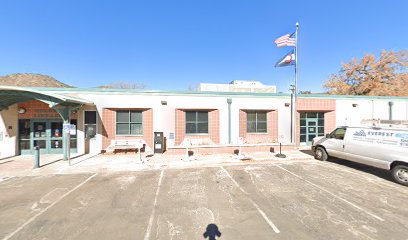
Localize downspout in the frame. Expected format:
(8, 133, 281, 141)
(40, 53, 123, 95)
(388, 101, 393, 120)
(227, 98, 232, 144)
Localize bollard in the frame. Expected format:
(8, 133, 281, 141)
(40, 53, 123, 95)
(275, 143, 286, 158)
(33, 146, 40, 168)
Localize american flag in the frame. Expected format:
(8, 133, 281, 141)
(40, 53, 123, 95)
(274, 32, 296, 47)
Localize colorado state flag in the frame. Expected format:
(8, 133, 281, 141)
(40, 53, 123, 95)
(275, 50, 296, 67)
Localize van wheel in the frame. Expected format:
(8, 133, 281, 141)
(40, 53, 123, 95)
(391, 165, 408, 186)
(314, 147, 328, 161)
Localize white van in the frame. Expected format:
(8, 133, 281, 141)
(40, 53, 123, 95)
(311, 126, 408, 186)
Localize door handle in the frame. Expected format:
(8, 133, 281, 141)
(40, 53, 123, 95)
(342, 145, 345, 149)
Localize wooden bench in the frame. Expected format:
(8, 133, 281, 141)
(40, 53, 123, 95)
(106, 139, 152, 162)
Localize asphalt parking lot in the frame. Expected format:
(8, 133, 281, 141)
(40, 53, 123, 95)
(1, 160, 407, 240)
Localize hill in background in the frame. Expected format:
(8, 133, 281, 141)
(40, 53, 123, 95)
(0, 73, 72, 88)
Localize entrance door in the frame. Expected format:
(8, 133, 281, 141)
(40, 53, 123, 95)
(306, 119, 317, 143)
(84, 111, 98, 154)
(32, 121, 48, 154)
(300, 112, 325, 145)
(19, 119, 77, 155)
(49, 121, 63, 154)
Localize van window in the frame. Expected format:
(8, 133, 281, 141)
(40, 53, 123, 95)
(331, 128, 346, 140)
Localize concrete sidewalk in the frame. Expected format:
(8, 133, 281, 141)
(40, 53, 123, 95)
(0, 150, 315, 177)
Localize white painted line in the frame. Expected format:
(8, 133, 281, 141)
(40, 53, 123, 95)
(2, 173, 98, 240)
(272, 163, 385, 222)
(322, 162, 408, 194)
(144, 170, 165, 240)
(220, 166, 280, 234)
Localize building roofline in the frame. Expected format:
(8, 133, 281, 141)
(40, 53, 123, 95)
(6, 86, 408, 100)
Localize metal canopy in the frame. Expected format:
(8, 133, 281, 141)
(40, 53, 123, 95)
(0, 86, 93, 161)
(0, 86, 92, 111)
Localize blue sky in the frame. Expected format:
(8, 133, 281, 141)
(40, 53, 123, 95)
(0, 0, 407, 93)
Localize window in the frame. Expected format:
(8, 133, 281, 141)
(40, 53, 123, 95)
(85, 111, 97, 139)
(18, 119, 30, 150)
(247, 111, 267, 133)
(70, 119, 77, 148)
(116, 110, 143, 135)
(330, 128, 346, 140)
(186, 111, 208, 134)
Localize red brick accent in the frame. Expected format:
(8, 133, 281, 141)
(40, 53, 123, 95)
(296, 99, 336, 144)
(17, 100, 78, 119)
(175, 109, 220, 145)
(102, 108, 153, 149)
(165, 144, 296, 155)
(297, 98, 335, 111)
(239, 109, 278, 144)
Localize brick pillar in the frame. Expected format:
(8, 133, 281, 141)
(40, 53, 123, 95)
(175, 109, 185, 145)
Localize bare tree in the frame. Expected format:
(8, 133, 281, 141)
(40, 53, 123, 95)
(99, 81, 146, 89)
(324, 50, 408, 96)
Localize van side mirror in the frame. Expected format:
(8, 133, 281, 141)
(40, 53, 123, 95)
(325, 133, 330, 138)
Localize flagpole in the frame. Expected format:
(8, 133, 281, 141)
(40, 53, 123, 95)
(294, 22, 299, 145)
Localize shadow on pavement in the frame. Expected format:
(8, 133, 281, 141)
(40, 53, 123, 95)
(299, 150, 396, 184)
(203, 224, 221, 240)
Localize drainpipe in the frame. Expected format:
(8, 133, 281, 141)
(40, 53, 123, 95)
(388, 101, 393, 121)
(227, 98, 232, 144)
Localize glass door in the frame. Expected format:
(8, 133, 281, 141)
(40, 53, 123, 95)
(306, 119, 317, 143)
(18, 120, 31, 154)
(18, 119, 78, 155)
(32, 121, 48, 154)
(49, 121, 63, 154)
(300, 112, 325, 145)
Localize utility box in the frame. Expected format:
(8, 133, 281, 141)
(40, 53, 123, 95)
(154, 132, 165, 153)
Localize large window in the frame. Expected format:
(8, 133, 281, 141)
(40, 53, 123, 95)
(247, 111, 267, 133)
(116, 110, 143, 135)
(186, 111, 208, 134)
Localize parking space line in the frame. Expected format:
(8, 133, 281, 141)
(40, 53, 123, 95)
(321, 162, 408, 194)
(2, 173, 98, 240)
(272, 163, 385, 222)
(220, 166, 280, 234)
(143, 169, 164, 240)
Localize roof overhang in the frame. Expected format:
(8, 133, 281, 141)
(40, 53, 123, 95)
(0, 86, 93, 111)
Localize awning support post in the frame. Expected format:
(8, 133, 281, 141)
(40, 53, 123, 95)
(54, 106, 72, 162)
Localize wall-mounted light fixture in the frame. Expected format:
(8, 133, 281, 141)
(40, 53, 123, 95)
(17, 107, 26, 114)
(352, 104, 358, 108)
(161, 101, 167, 105)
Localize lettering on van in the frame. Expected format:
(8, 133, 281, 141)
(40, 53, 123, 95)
(352, 129, 400, 147)
(367, 131, 394, 137)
